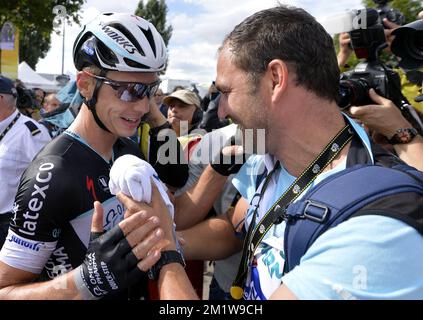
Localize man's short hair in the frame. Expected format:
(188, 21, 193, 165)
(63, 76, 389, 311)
(222, 5, 340, 103)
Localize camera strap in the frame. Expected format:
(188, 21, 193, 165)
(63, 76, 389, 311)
(0, 112, 21, 143)
(230, 123, 354, 300)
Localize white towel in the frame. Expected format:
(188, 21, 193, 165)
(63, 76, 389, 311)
(109, 154, 175, 219)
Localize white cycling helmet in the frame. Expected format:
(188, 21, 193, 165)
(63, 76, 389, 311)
(73, 13, 167, 72)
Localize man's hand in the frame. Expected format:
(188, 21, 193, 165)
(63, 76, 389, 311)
(74, 201, 163, 299)
(118, 183, 177, 252)
(349, 88, 412, 138)
(143, 97, 168, 128)
(211, 138, 246, 176)
(337, 32, 353, 69)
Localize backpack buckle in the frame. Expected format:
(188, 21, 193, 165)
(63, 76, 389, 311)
(303, 200, 329, 223)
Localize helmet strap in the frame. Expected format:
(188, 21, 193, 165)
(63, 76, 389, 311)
(83, 73, 112, 133)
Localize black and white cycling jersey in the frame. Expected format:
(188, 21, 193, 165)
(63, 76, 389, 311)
(0, 132, 142, 281)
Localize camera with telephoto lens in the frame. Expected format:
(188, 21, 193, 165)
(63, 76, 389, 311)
(391, 19, 423, 71)
(391, 19, 423, 103)
(373, 0, 405, 26)
(15, 85, 40, 110)
(339, 8, 393, 110)
(338, 8, 423, 134)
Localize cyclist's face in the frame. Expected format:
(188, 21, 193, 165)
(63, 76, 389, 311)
(95, 71, 158, 137)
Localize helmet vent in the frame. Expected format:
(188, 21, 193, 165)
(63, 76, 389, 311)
(110, 23, 144, 56)
(123, 57, 150, 70)
(97, 39, 119, 67)
(139, 26, 157, 57)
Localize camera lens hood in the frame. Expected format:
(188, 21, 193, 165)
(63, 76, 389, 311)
(392, 19, 423, 70)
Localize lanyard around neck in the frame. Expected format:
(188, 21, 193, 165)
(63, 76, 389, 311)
(230, 123, 355, 300)
(0, 113, 21, 143)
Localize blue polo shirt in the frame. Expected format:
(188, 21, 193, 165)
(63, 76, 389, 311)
(233, 115, 423, 300)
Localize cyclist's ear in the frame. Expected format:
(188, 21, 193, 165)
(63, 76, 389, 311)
(76, 71, 95, 100)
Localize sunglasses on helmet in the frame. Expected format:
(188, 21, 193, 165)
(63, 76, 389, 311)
(83, 71, 161, 102)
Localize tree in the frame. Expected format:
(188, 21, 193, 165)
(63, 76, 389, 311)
(135, 0, 173, 73)
(0, 0, 85, 69)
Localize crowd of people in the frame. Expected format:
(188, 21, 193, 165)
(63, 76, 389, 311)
(0, 4, 422, 300)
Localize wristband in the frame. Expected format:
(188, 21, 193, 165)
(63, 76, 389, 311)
(148, 250, 185, 280)
(73, 266, 99, 300)
(387, 128, 418, 144)
(211, 148, 245, 176)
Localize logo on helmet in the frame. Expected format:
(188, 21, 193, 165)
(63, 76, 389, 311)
(99, 23, 137, 55)
(82, 40, 95, 56)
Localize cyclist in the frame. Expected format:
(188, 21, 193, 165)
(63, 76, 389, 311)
(0, 13, 170, 300)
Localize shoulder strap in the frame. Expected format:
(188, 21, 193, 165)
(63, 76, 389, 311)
(24, 121, 41, 136)
(255, 167, 268, 189)
(283, 164, 423, 274)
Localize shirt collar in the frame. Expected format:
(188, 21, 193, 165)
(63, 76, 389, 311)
(263, 114, 374, 174)
(0, 109, 19, 133)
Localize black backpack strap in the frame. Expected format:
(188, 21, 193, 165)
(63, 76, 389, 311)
(353, 191, 423, 235)
(24, 121, 41, 136)
(283, 165, 423, 274)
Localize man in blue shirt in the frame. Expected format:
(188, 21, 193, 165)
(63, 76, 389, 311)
(119, 5, 423, 300)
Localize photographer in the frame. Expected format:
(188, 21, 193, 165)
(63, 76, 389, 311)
(343, 12, 423, 170)
(14, 80, 42, 120)
(349, 89, 423, 170)
(0, 75, 50, 247)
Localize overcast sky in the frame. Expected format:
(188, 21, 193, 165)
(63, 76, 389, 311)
(35, 0, 363, 85)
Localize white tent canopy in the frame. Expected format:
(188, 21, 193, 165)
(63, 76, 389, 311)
(18, 62, 59, 92)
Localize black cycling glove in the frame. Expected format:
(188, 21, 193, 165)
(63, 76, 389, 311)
(210, 137, 246, 176)
(74, 225, 143, 299)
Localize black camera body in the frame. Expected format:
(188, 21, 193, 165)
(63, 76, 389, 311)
(339, 61, 398, 109)
(15, 86, 40, 110)
(339, 61, 422, 133)
(339, 7, 423, 133)
(339, 8, 391, 109)
(373, 0, 405, 26)
(348, 8, 386, 61)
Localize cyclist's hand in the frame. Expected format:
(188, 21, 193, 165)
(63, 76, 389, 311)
(74, 201, 162, 299)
